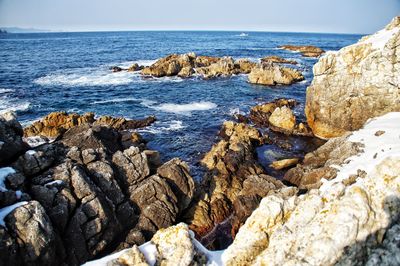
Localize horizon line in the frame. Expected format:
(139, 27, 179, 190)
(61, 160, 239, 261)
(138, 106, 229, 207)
(0, 27, 368, 36)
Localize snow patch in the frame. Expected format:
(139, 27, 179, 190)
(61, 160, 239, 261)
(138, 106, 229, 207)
(44, 180, 64, 188)
(0, 167, 16, 192)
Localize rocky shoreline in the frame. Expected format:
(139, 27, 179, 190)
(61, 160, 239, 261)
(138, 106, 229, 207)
(0, 16, 399, 266)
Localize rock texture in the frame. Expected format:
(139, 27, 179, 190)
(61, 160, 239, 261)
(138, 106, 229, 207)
(23, 111, 156, 138)
(305, 16, 400, 138)
(0, 112, 195, 266)
(0, 112, 28, 165)
(223, 112, 400, 266)
(249, 98, 313, 136)
(261, 55, 298, 65)
(279, 44, 325, 57)
(184, 121, 288, 247)
(248, 63, 304, 86)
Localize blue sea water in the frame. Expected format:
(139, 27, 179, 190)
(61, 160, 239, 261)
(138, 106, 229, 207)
(0, 31, 362, 178)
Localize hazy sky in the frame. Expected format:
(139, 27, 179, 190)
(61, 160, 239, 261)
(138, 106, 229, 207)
(0, 0, 399, 33)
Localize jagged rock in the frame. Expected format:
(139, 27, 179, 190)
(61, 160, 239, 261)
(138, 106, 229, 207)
(23, 111, 155, 139)
(185, 122, 285, 246)
(279, 44, 325, 57)
(157, 158, 195, 212)
(305, 17, 400, 138)
(127, 63, 143, 72)
(3, 201, 64, 265)
(141, 53, 196, 77)
(196, 57, 237, 78)
(248, 63, 304, 86)
(111, 66, 123, 72)
(0, 112, 27, 165)
(261, 55, 298, 65)
(236, 59, 257, 73)
(269, 158, 299, 170)
(249, 98, 313, 136)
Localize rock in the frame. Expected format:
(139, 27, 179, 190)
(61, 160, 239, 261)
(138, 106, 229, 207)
(142, 53, 196, 77)
(283, 135, 362, 189)
(249, 98, 313, 136)
(305, 17, 400, 138)
(24, 112, 155, 139)
(127, 63, 143, 72)
(269, 158, 299, 170)
(279, 44, 325, 57)
(0, 112, 27, 165)
(196, 56, 237, 78)
(248, 63, 304, 86)
(261, 55, 298, 65)
(178, 66, 194, 78)
(157, 159, 195, 212)
(236, 59, 257, 73)
(4, 201, 64, 265)
(111, 66, 123, 72)
(223, 154, 400, 266)
(268, 106, 296, 132)
(151, 223, 207, 266)
(185, 122, 285, 245)
(194, 55, 221, 67)
(108, 245, 149, 266)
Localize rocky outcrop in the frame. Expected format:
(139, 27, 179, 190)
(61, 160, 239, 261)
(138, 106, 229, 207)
(23, 111, 156, 138)
(279, 44, 325, 57)
(261, 55, 298, 65)
(305, 16, 400, 138)
(141, 53, 257, 79)
(222, 112, 400, 266)
(248, 63, 304, 86)
(249, 98, 313, 136)
(0, 112, 28, 165)
(0, 113, 195, 266)
(184, 121, 287, 247)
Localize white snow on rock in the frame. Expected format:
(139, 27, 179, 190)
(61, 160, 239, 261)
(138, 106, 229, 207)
(0, 201, 28, 227)
(44, 180, 64, 188)
(0, 167, 16, 192)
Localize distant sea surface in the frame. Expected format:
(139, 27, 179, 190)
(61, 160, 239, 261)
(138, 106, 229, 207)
(0, 31, 362, 178)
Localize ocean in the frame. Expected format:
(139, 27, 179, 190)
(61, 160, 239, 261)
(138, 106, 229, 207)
(0, 31, 362, 178)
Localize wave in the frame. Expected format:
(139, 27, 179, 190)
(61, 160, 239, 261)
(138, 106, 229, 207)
(0, 88, 14, 94)
(117, 59, 157, 69)
(146, 101, 217, 115)
(0, 99, 30, 114)
(138, 120, 186, 134)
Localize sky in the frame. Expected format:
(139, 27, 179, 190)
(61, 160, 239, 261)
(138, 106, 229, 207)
(0, 0, 399, 34)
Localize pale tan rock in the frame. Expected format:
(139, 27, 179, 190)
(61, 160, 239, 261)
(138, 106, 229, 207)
(268, 106, 296, 132)
(248, 64, 304, 86)
(305, 16, 400, 138)
(108, 245, 149, 266)
(279, 45, 325, 57)
(269, 158, 299, 170)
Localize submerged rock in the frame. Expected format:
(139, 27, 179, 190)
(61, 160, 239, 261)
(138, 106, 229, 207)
(248, 63, 304, 86)
(279, 44, 325, 57)
(305, 16, 400, 138)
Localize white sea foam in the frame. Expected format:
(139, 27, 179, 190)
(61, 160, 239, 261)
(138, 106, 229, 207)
(92, 97, 140, 104)
(138, 120, 186, 134)
(147, 101, 217, 115)
(0, 88, 14, 94)
(0, 99, 30, 114)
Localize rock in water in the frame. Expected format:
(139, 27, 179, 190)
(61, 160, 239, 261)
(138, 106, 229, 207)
(268, 106, 296, 132)
(261, 55, 298, 65)
(279, 44, 325, 57)
(248, 63, 304, 86)
(305, 16, 400, 139)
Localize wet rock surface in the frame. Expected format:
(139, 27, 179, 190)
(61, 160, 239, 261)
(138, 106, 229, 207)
(0, 112, 195, 266)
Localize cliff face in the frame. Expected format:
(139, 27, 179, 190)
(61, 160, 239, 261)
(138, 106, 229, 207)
(305, 16, 400, 139)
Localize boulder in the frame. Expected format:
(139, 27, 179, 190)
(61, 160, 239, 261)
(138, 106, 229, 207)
(195, 57, 238, 78)
(279, 44, 325, 57)
(111, 66, 123, 72)
(305, 17, 400, 138)
(127, 63, 143, 72)
(261, 55, 298, 65)
(248, 63, 304, 86)
(268, 106, 296, 132)
(0, 112, 28, 165)
(141, 53, 196, 77)
(269, 158, 299, 170)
